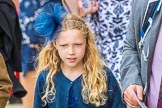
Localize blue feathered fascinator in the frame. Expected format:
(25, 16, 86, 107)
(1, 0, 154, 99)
(34, 3, 68, 44)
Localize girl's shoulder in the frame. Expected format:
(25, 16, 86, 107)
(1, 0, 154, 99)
(104, 66, 126, 108)
(37, 69, 49, 82)
(104, 66, 120, 90)
(104, 66, 115, 80)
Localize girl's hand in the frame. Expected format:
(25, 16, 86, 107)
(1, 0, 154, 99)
(78, 0, 99, 16)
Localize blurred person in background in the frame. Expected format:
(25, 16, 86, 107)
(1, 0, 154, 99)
(0, 0, 27, 105)
(0, 53, 12, 108)
(18, 0, 62, 108)
(78, 0, 132, 83)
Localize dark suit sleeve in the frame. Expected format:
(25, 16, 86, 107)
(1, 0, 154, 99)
(0, 0, 22, 71)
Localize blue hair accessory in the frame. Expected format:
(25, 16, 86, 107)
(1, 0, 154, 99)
(34, 3, 68, 44)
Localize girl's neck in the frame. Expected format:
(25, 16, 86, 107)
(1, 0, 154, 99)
(61, 63, 83, 81)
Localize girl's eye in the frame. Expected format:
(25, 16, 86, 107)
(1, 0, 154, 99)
(75, 43, 82, 46)
(60, 44, 67, 47)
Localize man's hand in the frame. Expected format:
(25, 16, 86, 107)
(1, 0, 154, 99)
(78, 0, 99, 16)
(124, 85, 143, 108)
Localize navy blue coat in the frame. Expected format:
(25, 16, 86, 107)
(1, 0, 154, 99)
(34, 67, 126, 108)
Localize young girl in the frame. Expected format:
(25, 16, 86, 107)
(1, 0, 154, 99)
(34, 3, 126, 108)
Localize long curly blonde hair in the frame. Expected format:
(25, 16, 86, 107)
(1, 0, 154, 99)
(36, 14, 108, 106)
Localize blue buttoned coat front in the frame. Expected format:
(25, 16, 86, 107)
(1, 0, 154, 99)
(34, 67, 126, 108)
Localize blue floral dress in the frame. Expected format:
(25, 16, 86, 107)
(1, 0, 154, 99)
(19, 0, 61, 76)
(85, 0, 132, 82)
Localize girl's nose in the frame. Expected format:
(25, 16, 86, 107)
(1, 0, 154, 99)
(68, 46, 75, 55)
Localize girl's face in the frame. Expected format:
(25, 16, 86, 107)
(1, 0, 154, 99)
(55, 29, 86, 68)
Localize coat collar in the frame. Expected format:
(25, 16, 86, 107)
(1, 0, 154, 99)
(139, 0, 162, 50)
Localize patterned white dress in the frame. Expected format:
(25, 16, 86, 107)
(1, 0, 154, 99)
(85, 0, 132, 82)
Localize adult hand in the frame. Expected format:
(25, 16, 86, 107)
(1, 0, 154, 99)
(124, 85, 143, 108)
(78, 0, 99, 16)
